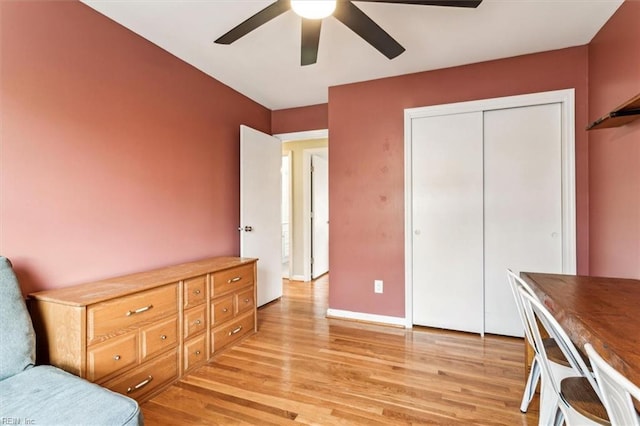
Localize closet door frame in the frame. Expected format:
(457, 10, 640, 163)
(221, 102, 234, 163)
(403, 89, 576, 329)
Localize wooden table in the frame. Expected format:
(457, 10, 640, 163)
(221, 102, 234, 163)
(521, 272, 640, 395)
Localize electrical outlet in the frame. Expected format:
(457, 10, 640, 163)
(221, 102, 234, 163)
(374, 280, 383, 294)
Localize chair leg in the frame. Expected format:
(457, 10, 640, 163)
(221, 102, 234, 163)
(539, 373, 560, 426)
(552, 405, 564, 426)
(521, 357, 541, 412)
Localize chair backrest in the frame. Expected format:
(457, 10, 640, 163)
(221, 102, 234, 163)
(0, 256, 36, 381)
(518, 287, 601, 399)
(585, 343, 640, 426)
(506, 269, 540, 350)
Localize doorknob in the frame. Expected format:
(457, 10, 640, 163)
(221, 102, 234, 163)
(237, 226, 253, 232)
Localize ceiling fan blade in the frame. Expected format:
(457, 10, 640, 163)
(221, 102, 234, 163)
(353, 0, 482, 8)
(301, 19, 322, 66)
(215, 0, 290, 45)
(333, 1, 405, 60)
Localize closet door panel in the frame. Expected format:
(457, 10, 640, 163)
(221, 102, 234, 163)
(483, 104, 563, 336)
(411, 112, 484, 334)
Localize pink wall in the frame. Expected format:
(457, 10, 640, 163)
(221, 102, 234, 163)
(328, 47, 590, 318)
(272, 103, 328, 134)
(588, 1, 640, 279)
(0, 1, 271, 294)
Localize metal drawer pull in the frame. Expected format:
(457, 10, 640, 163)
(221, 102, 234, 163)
(222, 307, 228, 313)
(227, 277, 241, 284)
(126, 375, 153, 394)
(195, 350, 201, 356)
(113, 355, 121, 361)
(228, 326, 243, 336)
(194, 319, 201, 325)
(126, 304, 153, 316)
(160, 334, 167, 340)
(194, 289, 201, 295)
(244, 298, 250, 303)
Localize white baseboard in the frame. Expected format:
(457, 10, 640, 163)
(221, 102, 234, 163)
(289, 275, 306, 282)
(326, 308, 407, 328)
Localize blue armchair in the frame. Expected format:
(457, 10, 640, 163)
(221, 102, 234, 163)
(0, 256, 143, 425)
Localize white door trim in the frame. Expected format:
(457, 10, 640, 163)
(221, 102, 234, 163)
(403, 89, 576, 328)
(274, 129, 328, 142)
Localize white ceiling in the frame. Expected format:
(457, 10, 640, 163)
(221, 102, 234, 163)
(81, 0, 623, 110)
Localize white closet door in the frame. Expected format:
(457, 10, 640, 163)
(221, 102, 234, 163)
(483, 104, 563, 336)
(412, 112, 484, 334)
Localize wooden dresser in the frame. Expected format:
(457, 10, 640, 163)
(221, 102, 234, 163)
(28, 256, 257, 402)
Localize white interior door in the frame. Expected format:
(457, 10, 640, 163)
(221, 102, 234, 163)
(240, 125, 282, 306)
(311, 154, 329, 278)
(411, 112, 484, 334)
(281, 153, 292, 279)
(483, 104, 563, 336)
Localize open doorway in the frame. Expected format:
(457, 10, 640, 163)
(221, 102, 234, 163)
(276, 130, 328, 282)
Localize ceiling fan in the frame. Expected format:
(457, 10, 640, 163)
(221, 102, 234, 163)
(215, 0, 483, 66)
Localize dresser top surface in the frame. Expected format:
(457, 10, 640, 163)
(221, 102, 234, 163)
(29, 256, 257, 306)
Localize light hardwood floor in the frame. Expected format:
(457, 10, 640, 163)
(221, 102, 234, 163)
(142, 275, 539, 425)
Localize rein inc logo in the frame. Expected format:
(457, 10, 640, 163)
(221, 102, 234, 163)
(1, 419, 35, 425)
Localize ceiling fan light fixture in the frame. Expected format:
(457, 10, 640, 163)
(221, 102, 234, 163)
(291, 0, 337, 20)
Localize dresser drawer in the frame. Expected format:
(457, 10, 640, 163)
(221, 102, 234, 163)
(88, 332, 137, 382)
(211, 294, 234, 326)
(236, 287, 255, 315)
(183, 275, 207, 309)
(212, 264, 254, 296)
(87, 284, 178, 345)
(104, 348, 178, 401)
(28, 257, 257, 406)
(183, 334, 206, 373)
(183, 305, 206, 339)
(211, 312, 255, 354)
(141, 315, 178, 362)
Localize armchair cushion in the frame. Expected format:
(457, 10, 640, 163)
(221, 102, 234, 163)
(0, 256, 35, 381)
(0, 365, 142, 425)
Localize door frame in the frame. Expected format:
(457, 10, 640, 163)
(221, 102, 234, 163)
(403, 89, 576, 328)
(282, 150, 293, 279)
(274, 130, 329, 282)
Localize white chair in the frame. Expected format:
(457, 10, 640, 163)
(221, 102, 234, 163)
(519, 288, 609, 425)
(507, 269, 575, 419)
(585, 343, 640, 426)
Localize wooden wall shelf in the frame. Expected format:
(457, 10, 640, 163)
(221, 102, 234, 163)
(587, 93, 640, 130)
